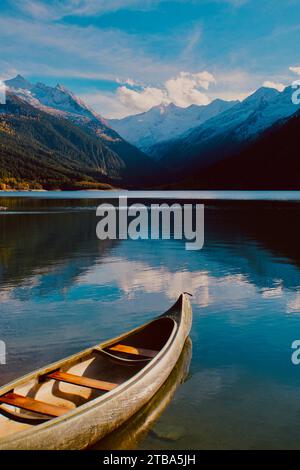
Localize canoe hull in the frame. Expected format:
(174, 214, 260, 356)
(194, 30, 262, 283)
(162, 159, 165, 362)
(95, 337, 192, 450)
(0, 294, 192, 450)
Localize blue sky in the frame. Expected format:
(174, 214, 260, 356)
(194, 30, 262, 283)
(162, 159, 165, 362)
(1, 0, 300, 117)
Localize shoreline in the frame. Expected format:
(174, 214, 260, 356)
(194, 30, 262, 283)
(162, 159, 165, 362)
(1, 189, 300, 202)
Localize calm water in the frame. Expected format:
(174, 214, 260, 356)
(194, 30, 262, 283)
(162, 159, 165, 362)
(1, 192, 300, 449)
(3, 189, 300, 200)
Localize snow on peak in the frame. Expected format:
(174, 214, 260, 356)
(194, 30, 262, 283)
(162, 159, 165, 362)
(183, 83, 299, 146)
(108, 99, 237, 150)
(4, 75, 107, 123)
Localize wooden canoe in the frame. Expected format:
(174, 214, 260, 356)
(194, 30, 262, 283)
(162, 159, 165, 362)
(0, 293, 192, 450)
(94, 337, 192, 450)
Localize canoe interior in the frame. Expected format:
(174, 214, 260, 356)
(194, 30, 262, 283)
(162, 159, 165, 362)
(103, 317, 175, 359)
(0, 317, 176, 441)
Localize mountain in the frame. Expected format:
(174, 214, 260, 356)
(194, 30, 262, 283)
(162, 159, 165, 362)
(0, 94, 125, 189)
(154, 86, 300, 175)
(3, 76, 299, 190)
(4, 75, 158, 182)
(5, 75, 105, 122)
(108, 99, 238, 157)
(0, 94, 164, 189)
(172, 109, 300, 189)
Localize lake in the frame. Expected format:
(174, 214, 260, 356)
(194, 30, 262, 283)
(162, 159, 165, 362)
(1, 191, 300, 449)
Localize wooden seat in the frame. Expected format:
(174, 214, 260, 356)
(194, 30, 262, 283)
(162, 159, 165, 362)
(47, 371, 118, 391)
(0, 393, 70, 418)
(108, 344, 158, 358)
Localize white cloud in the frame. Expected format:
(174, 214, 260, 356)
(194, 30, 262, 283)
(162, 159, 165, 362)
(117, 85, 168, 112)
(116, 78, 143, 87)
(165, 71, 215, 106)
(0, 11, 231, 118)
(290, 66, 300, 76)
(115, 71, 216, 114)
(180, 25, 202, 59)
(0, 5, 271, 118)
(13, 0, 139, 20)
(17, 0, 52, 19)
(205, 69, 257, 103)
(0, 15, 180, 86)
(82, 92, 130, 119)
(263, 80, 285, 92)
(218, 70, 254, 86)
(15, 0, 247, 20)
(13, 0, 193, 20)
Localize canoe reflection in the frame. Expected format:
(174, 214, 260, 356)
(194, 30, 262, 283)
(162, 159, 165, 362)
(92, 337, 192, 450)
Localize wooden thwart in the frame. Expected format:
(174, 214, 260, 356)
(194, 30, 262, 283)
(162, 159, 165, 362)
(108, 344, 158, 358)
(47, 371, 118, 391)
(0, 393, 69, 418)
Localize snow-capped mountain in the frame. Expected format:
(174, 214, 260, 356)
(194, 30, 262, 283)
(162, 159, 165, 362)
(175, 109, 300, 189)
(5, 75, 105, 123)
(108, 99, 238, 154)
(3, 75, 159, 183)
(155, 86, 300, 170)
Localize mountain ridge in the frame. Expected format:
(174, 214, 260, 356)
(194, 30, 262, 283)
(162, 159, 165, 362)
(166, 108, 300, 189)
(0, 94, 124, 189)
(108, 98, 238, 156)
(154, 86, 300, 174)
(2, 75, 160, 188)
(2, 76, 300, 190)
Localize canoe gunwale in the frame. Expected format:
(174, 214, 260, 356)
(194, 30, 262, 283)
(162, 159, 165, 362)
(0, 295, 188, 448)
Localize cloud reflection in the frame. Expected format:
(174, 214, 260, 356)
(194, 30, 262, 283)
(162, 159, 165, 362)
(286, 292, 300, 314)
(77, 257, 258, 309)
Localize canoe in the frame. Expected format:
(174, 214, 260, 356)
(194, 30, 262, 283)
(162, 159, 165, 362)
(0, 293, 192, 450)
(94, 337, 192, 450)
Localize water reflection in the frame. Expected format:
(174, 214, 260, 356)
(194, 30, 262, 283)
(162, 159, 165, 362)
(0, 210, 116, 288)
(1, 198, 300, 448)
